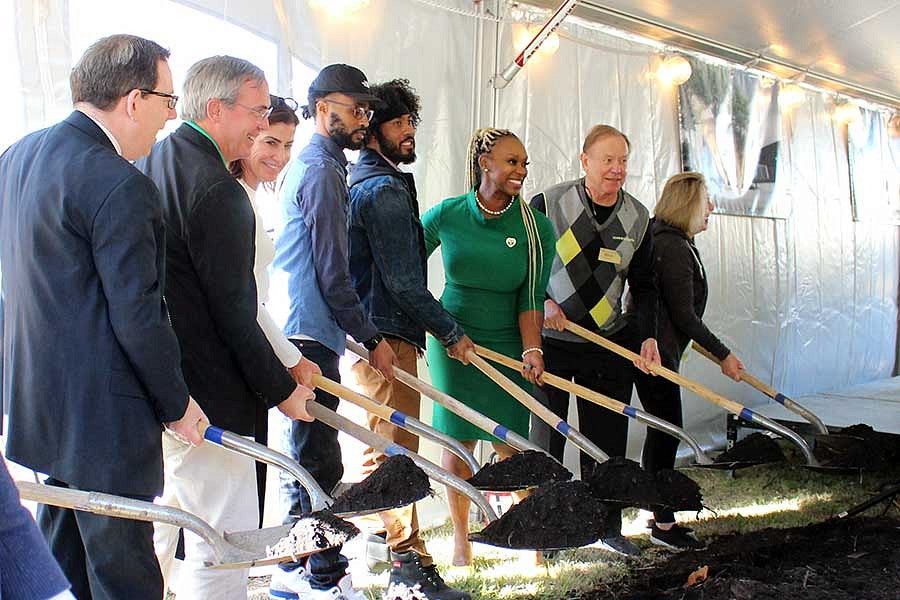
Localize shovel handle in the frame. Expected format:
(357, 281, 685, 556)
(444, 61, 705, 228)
(310, 374, 481, 475)
(196, 422, 333, 512)
(464, 351, 608, 463)
(690, 342, 829, 435)
(474, 344, 714, 465)
(566, 322, 820, 466)
(345, 339, 544, 454)
(564, 322, 748, 414)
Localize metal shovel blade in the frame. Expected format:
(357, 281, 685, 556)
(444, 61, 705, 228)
(467, 530, 598, 551)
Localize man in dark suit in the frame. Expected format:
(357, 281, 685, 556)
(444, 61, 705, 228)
(0, 34, 206, 600)
(137, 56, 316, 599)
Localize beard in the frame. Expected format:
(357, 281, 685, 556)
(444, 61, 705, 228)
(375, 129, 416, 165)
(327, 112, 366, 150)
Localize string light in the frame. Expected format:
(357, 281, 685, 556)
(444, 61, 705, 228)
(308, 0, 370, 17)
(831, 99, 860, 124)
(779, 82, 805, 109)
(656, 55, 692, 86)
(514, 24, 560, 58)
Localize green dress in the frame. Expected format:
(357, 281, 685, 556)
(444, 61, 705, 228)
(422, 190, 557, 441)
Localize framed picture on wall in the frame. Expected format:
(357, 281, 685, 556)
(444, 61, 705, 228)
(847, 109, 900, 224)
(678, 59, 787, 218)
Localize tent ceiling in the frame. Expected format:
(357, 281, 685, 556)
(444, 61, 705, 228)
(524, 0, 900, 109)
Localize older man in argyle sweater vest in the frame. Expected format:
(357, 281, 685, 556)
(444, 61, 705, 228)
(530, 125, 660, 557)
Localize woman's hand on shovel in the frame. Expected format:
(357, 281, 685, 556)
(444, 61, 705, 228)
(165, 396, 208, 446)
(634, 338, 661, 375)
(277, 384, 316, 422)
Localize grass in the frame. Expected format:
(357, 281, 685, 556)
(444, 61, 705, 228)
(231, 444, 900, 600)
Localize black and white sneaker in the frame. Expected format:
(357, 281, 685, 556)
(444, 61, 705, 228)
(650, 524, 705, 550)
(597, 535, 641, 557)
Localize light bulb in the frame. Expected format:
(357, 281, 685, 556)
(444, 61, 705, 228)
(780, 83, 805, 109)
(657, 55, 692, 86)
(308, 0, 370, 17)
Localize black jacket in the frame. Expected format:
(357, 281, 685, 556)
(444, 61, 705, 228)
(137, 123, 294, 434)
(629, 218, 730, 368)
(1, 111, 188, 495)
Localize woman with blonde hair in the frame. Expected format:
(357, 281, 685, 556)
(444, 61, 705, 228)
(630, 171, 744, 550)
(421, 127, 556, 565)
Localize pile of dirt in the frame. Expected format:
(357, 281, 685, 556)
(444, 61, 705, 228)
(471, 480, 607, 549)
(655, 469, 703, 512)
(582, 517, 900, 600)
(330, 455, 430, 514)
(713, 432, 786, 466)
(814, 424, 896, 470)
(466, 449, 572, 490)
(585, 456, 665, 509)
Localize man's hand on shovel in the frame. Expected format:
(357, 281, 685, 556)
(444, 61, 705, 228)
(289, 356, 322, 388)
(278, 384, 316, 422)
(166, 396, 208, 446)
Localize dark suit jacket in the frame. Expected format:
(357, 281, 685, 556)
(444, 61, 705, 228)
(136, 124, 294, 435)
(0, 111, 189, 496)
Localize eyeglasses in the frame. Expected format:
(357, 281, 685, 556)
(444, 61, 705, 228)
(140, 89, 179, 109)
(321, 98, 373, 122)
(232, 101, 274, 121)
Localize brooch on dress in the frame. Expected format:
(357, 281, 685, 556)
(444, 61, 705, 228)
(506, 237, 517, 248)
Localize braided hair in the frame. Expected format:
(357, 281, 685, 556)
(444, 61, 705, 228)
(466, 128, 545, 321)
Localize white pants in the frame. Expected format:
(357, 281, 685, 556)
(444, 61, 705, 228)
(154, 432, 259, 600)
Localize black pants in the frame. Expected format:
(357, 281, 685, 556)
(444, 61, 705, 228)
(279, 340, 348, 589)
(530, 325, 642, 536)
(38, 478, 162, 600)
(634, 353, 683, 523)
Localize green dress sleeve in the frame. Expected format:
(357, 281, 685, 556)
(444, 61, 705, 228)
(516, 206, 558, 314)
(421, 201, 443, 257)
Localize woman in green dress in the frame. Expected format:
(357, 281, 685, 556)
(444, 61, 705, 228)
(422, 128, 556, 565)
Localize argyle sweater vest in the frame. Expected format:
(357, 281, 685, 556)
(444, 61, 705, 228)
(540, 179, 649, 342)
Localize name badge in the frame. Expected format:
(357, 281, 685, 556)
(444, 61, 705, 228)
(598, 248, 621, 264)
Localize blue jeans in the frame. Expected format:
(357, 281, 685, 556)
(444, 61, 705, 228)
(279, 340, 348, 589)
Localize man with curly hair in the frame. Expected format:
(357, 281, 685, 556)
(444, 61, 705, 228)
(348, 79, 472, 600)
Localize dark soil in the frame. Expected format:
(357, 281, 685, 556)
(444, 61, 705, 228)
(585, 456, 665, 509)
(714, 432, 786, 465)
(472, 480, 607, 549)
(655, 469, 703, 512)
(329, 455, 430, 514)
(304, 510, 360, 548)
(814, 423, 896, 470)
(466, 449, 573, 490)
(581, 517, 900, 599)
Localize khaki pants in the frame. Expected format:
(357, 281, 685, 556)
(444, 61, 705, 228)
(350, 337, 433, 565)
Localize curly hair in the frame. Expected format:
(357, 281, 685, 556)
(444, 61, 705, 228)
(365, 78, 422, 142)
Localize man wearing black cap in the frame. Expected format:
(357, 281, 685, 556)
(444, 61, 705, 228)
(347, 79, 472, 600)
(270, 63, 396, 600)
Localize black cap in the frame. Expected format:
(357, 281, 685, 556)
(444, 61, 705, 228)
(308, 64, 383, 107)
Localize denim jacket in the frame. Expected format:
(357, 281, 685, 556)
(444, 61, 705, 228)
(348, 149, 463, 349)
(273, 134, 378, 355)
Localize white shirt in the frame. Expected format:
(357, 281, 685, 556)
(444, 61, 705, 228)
(239, 178, 303, 368)
(77, 109, 123, 156)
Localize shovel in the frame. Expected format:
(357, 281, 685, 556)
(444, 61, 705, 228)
(15, 480, 333, 569)
(564, 321, 822, 468)
(196, 422, 401, 518)
(691, 342, 829, 435)
(473, 344, 716, 466)
(345, 338, 545, 454)
(302, 399, 499, 522)
(343, 341, 566, 490)
(464, 350, 609, 464)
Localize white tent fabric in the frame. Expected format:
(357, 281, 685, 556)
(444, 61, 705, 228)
(3, 0, 897, 459)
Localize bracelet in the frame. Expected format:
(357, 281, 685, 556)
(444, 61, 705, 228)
(521, 347, 543, 359)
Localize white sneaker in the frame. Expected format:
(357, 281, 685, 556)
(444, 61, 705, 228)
(268, 564, 312, 599)
(309, 574, 366, 600)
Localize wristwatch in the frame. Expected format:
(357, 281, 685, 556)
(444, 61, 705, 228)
(362, 333, 385, 352)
